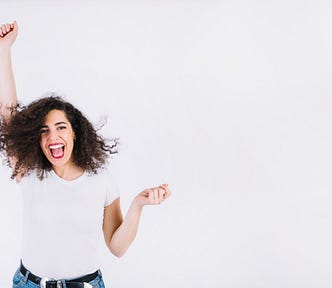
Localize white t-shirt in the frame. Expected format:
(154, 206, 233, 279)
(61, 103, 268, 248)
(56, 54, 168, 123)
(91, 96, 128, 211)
(18, 168, 119, 279)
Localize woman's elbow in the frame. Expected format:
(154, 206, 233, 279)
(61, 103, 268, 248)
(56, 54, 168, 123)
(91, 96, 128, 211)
(109, 246, 126, 258)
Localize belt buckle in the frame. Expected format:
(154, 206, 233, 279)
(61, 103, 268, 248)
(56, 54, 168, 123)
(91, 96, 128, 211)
(40, 277, 50, 288)
(40, 277, 92, 288)
(40, 277, 58, 288)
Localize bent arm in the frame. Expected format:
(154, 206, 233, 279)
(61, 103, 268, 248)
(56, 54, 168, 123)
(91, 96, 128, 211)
(103, 198, 142, 258)
(0, 21, 18, 121)
(103, 184, 171, 257)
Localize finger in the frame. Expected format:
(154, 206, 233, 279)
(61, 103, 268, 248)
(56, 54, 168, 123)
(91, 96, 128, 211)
(5, 24, 11, 32)
(161, 185, 171, 199)
(153, 189, 159, 203)
(1, 25, 7, 35)
(160, 183, 168, 188)
(0, 30, 3, 37)
(159, 187, 169, 203)
(161, 183, 169, 190)
(163, 190, 171, 200)
(159, 186, 168, 197)
(148, 190, 154, 202)
(13, 20, 18, 32)
(2, 24, 9, 35)
(158, 188, 165, 203)
(160, 184, 171, 196)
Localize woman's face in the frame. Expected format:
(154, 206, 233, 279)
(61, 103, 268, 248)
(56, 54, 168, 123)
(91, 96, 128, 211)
(39, 109, 76, 169)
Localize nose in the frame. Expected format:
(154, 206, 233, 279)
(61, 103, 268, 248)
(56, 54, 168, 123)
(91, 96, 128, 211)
(47, 129, 59, 142)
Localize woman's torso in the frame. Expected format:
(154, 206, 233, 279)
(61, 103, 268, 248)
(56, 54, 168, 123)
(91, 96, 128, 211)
(18, 169, 118, 279)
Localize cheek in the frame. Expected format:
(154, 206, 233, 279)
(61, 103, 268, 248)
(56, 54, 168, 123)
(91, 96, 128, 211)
(67, 133, 75, 145)
(39, 137, 47, 151)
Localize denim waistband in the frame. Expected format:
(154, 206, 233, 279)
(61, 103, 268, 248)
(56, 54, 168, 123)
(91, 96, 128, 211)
(19, 260, 102, 288)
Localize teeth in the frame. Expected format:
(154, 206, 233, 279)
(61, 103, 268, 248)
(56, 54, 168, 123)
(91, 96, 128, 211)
(49, 144, 64, 149)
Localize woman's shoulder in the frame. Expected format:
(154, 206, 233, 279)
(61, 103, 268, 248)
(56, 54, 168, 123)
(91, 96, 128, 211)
(17, 169, 54, 184)
(88, 166, 115, 182)
(87, 166, 118, 191)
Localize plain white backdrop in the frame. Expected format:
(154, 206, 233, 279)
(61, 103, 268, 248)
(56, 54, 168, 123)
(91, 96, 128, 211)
(1, 0, 332, 287)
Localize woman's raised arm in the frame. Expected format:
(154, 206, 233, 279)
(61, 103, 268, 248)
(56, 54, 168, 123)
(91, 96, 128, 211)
(0, 21, 18, 122)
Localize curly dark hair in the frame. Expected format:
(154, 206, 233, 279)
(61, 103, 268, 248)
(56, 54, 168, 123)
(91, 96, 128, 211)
(0, 94, 118, 180)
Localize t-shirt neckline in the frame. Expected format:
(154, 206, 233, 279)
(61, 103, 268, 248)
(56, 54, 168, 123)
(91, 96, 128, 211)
(50, 169, 87, 184)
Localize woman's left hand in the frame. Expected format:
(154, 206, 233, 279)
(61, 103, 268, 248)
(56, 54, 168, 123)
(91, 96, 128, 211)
(133, 184, 172, 207)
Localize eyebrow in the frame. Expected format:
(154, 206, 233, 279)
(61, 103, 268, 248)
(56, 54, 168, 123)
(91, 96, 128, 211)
(41, 121, 68, 128)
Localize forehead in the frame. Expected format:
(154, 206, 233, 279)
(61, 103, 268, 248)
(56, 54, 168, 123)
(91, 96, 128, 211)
(43, 109, 69, 124)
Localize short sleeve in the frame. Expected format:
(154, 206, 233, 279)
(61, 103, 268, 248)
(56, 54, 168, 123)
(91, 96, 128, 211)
(104, 174, 120, 207)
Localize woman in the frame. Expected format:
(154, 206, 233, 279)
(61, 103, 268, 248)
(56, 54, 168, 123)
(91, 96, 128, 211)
(0, 21, 171, 288)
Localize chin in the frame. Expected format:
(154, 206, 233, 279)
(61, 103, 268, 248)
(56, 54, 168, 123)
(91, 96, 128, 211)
(48, 156, 70, 168)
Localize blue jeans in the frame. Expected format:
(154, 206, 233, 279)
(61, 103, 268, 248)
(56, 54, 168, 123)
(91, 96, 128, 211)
(12, 266, 106, 288)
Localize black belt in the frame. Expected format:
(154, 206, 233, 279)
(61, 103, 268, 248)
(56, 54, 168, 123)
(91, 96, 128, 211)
(20, 262, 99, 288)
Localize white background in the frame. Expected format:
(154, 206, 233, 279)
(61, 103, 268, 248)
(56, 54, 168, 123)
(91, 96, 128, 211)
(1, 0, 332, 287)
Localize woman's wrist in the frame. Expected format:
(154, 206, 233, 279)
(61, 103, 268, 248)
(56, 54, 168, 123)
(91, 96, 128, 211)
(131, 196, 145, 210)
(0, 46, 11, 55)
(0, 48, 12, 62)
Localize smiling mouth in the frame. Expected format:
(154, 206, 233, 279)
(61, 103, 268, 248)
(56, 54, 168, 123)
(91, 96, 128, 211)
(49, 143, 65, 159)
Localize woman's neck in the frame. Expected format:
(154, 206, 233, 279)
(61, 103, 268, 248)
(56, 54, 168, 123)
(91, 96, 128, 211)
(52, 163, 84, 181)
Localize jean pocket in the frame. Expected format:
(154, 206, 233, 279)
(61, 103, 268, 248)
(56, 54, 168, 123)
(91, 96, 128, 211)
(12, 268, 24, 288)
(88, 275, 105, 288)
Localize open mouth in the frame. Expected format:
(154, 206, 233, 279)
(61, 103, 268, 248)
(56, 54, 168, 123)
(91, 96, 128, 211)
(49, 143, 65, 159)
